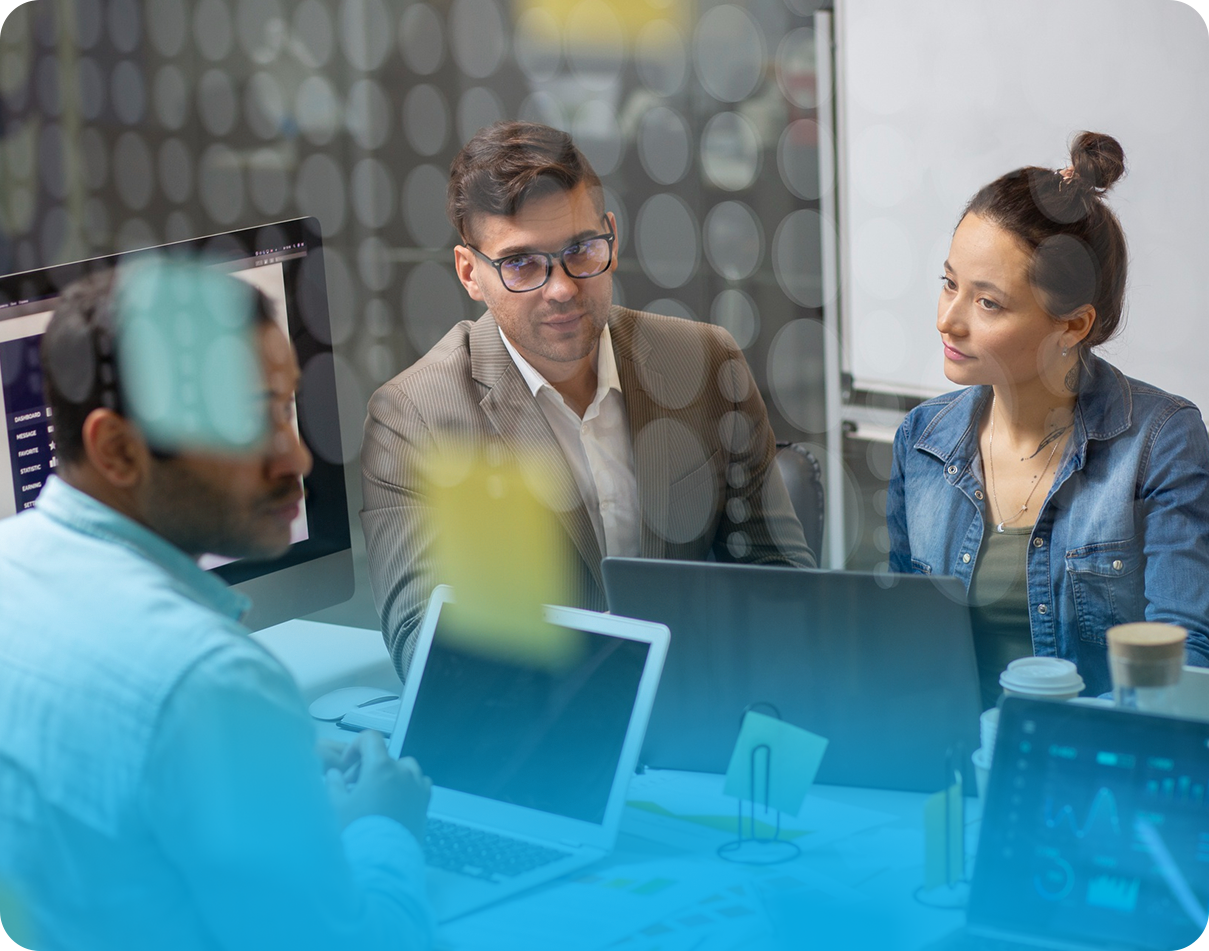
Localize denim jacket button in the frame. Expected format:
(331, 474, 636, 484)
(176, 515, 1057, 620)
(974, 490, 984, 500)
(1038, 603, 1048, 615)
(1033, 537, 1045, 548)
(962, 552, 971, 563)
(947, 465, 958, 475)
(1112, 559, 1123, 570)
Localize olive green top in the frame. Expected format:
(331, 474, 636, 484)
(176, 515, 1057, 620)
(969, 525, 1034, 709)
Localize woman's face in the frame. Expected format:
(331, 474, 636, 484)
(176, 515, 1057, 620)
(936, 213, 1069, 390)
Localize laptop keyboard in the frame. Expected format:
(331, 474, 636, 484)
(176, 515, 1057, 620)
(424, 818, 572, 882)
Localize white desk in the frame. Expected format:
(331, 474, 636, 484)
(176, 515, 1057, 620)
(255, 619, 979, 951)
(252, 618, 403, 703)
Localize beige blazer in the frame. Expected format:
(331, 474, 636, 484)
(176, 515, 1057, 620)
(361, 306, 813, 675)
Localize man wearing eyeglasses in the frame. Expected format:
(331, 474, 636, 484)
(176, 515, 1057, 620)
(361, 121, 814, 677)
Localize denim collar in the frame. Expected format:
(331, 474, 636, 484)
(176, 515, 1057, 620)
(34, 475, 250, 622)
(912, 353, 1134, 470)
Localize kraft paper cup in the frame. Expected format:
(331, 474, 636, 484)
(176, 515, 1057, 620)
(1107, 623, 1186, 689)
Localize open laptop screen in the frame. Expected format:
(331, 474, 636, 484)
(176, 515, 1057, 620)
(971, 698, 1209, 951)
(398, 608, 651, 826)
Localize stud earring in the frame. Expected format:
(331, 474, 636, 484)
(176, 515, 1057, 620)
(1062, 346, 1069, 358)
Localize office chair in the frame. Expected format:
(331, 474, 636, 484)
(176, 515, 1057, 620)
(774, 442, 825, 560)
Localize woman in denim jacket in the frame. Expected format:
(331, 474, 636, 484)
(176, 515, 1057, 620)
(887, 133, 1209, 705)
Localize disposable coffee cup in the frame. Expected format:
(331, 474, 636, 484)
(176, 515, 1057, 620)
(1107, 623, 1186, 688)
(999, 657, 1085, 701)
(979, 707, 1000, 753)
(971, 747, 992, 801)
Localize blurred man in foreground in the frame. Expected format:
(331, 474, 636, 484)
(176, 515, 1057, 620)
(0, 267, 432, 951)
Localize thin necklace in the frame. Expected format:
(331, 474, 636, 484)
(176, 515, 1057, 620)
(987, 396, 1063, 533)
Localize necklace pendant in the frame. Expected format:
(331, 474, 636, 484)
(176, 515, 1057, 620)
(996, 522, 1006, 533)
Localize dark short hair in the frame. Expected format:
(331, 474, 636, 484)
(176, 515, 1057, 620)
(447, 121, 604, 244)
(962, 131, 1128, 350)
(42, 266, 273, 465)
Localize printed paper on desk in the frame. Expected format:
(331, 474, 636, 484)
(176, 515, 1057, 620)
(723, 711, 827, 816)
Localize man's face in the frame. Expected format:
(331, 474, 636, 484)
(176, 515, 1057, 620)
(454, 182, 617, 381)
(142, 322, 312, 560)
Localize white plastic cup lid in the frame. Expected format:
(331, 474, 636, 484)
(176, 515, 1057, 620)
(999, 657, 1085, 697)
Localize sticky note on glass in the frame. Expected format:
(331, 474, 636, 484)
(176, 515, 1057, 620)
(116, 258, 265, 452)
(723, 711, 828, 816)
(427, 449, 578, 671)
(923, 774, 964, 888)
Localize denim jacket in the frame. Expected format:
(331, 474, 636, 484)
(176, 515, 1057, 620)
(887, 354, 1209, 696)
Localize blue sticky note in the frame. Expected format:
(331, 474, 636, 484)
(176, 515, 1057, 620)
(723, 711, 828, 816)
(116, 258, 265, 452)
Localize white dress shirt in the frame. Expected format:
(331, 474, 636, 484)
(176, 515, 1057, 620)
(500, 324, 641, 559)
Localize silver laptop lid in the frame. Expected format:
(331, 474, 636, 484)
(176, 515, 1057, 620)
(970, 698, 1209, 950)
(389, 586, 669, 850)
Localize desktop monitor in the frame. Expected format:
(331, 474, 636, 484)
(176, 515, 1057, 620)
(0, 217, 353, 629)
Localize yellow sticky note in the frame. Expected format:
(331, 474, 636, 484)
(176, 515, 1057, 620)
(427, 449, 580, 671)
(923, 775, 964, 888)
(723, 711, 828, 816)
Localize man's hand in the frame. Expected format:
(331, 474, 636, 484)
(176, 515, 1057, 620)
(315, 737, 347, 773)
(324, 730, 431, 843)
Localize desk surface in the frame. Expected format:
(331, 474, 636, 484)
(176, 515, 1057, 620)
(266, 619, 979, 950)
(429, 770, 979, 951)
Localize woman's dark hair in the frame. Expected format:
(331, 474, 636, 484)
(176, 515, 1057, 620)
(963, 131, 1127, 349)
(447, 121, 603, 244)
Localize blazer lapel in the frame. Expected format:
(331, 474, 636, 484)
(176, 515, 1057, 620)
(610, 309, 670, 560)
(470, 314, 605, 586)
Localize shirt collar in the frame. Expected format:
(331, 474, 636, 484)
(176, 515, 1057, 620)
(34, 475, 251, 622)
(912, 353, 1133, 464)
(498, 322, 622, 405)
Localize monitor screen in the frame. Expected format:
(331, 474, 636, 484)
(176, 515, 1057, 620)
(400, 607, 651, 825)
(0, 218, 352, 629)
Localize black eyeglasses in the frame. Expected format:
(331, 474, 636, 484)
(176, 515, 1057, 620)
(467, 225, 615, 293)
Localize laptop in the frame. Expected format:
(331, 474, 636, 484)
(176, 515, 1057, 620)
(602, 558, 981, 792)
(387, 585, 669, 922)
(935, 697, 1209, 950)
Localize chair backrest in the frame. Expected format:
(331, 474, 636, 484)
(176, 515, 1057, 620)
(774, 442, 824, 561)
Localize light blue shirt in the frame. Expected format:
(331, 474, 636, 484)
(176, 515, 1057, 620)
(0, 476, 432, 951)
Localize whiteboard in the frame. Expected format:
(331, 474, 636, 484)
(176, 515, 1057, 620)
(835, 0, 1209, 412)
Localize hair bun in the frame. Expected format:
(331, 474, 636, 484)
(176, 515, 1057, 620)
(1068, 131, 1126, 193)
